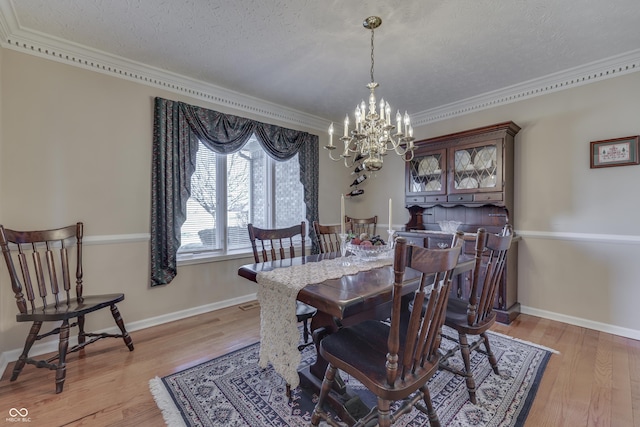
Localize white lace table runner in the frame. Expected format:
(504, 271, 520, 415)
(256, 255, 393, 388)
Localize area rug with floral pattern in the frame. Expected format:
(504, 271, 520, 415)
(149, 326, 555, 426)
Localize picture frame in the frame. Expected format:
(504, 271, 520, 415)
(590, 135, 639, 169)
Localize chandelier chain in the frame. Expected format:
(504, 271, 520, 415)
(370, 27, 375, 84)
(324, 16, 415, 172)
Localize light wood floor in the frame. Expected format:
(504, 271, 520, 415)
(1, 306, 638, 427)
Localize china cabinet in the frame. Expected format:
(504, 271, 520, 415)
(400, 122, 521, 323)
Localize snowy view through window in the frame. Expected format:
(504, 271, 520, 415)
(180, 136, 306, 254)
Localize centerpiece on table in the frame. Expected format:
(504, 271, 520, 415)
(345, 232, 393, 261)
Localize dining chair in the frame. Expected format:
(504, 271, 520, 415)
(310, 235, 463, 427)
(247, 222, 317, 349)
(0, 222, 134, 394)
(438, 225, 513, 404)
(312, 221, 351, 254)
(344, 215, 377, 237)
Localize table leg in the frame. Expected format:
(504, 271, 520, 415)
(306, 312, 342, 389)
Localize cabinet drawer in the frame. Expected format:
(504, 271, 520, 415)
(427, 236, 453, 249)
(447, 194, 474, 203)
(473, 192, 503, 202)
(404, 236, 427, 247)
(425, 195, 448, 203)
(406, 196, 425, 204)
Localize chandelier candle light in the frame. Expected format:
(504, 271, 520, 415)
(326, 16, 416, 172)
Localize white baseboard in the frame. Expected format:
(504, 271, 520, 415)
(520, 305, 640, 341)
(0, 293, 257, 379)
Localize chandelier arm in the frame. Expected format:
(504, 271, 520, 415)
(402, 149, 415, 162)
(325, 147, 357, 168)
(343, 156, 356, 168)
(326, 149, 344, 162)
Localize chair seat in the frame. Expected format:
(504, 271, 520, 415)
(444, 297, 495, 335)
(16, 293, 125, 322)
(295, 301, 316, 320)
(320, 319, 438, 402)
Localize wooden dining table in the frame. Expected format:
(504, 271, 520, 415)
(237, 250, 475, 425)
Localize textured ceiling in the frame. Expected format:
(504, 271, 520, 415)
(2, 0, 640, 127)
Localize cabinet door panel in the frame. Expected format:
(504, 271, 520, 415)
(448, 139, 503, 195)
(406, 148, 447, 195)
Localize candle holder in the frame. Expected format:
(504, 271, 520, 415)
(339, 233, 350, 266)
(387, 229, 396, 249)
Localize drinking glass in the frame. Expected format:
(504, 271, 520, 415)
(339, 233, 350, 266)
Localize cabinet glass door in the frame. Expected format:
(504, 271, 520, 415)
(450, 141, 501, 193)
(407, 149, 446, 194)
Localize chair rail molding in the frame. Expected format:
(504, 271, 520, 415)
(516, 229, 640, 245)
(85, 233, 150, 245)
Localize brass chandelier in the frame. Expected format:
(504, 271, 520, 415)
(325, 16, 415, 172)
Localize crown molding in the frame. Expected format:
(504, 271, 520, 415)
(1, 1, 639, 132)
(0, 1, 329, 132)
(412, 49, 640, 126)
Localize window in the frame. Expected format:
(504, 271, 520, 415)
(179, 135, 306, 257)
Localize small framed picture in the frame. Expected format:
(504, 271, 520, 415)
(590, 136, 639, 169)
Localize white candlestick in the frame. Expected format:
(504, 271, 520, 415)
(385, 102, 391, 126)
(388, 198, 393, 231)
(344, 115, 349, 138)
(341, 194, 345, 236)
(328, 122, 334, 147)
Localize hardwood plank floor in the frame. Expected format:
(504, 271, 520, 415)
(0, 307, 637, 426)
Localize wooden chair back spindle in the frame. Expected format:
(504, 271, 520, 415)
(391, 237, 462, 382)
(248, 222, 306, 262)
(312, 221, 351, 254)
(344, 215, 377, 237)
(1, 224, 80, 314)
(467, 225, 513, 326)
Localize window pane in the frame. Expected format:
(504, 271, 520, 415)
(227, 139, 265, 249)
(179, 135, 306, 255)
(180, 142, 217, 252)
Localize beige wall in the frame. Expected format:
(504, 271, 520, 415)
(0, 48, 345, 360)
(1, 46, 639, 364)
